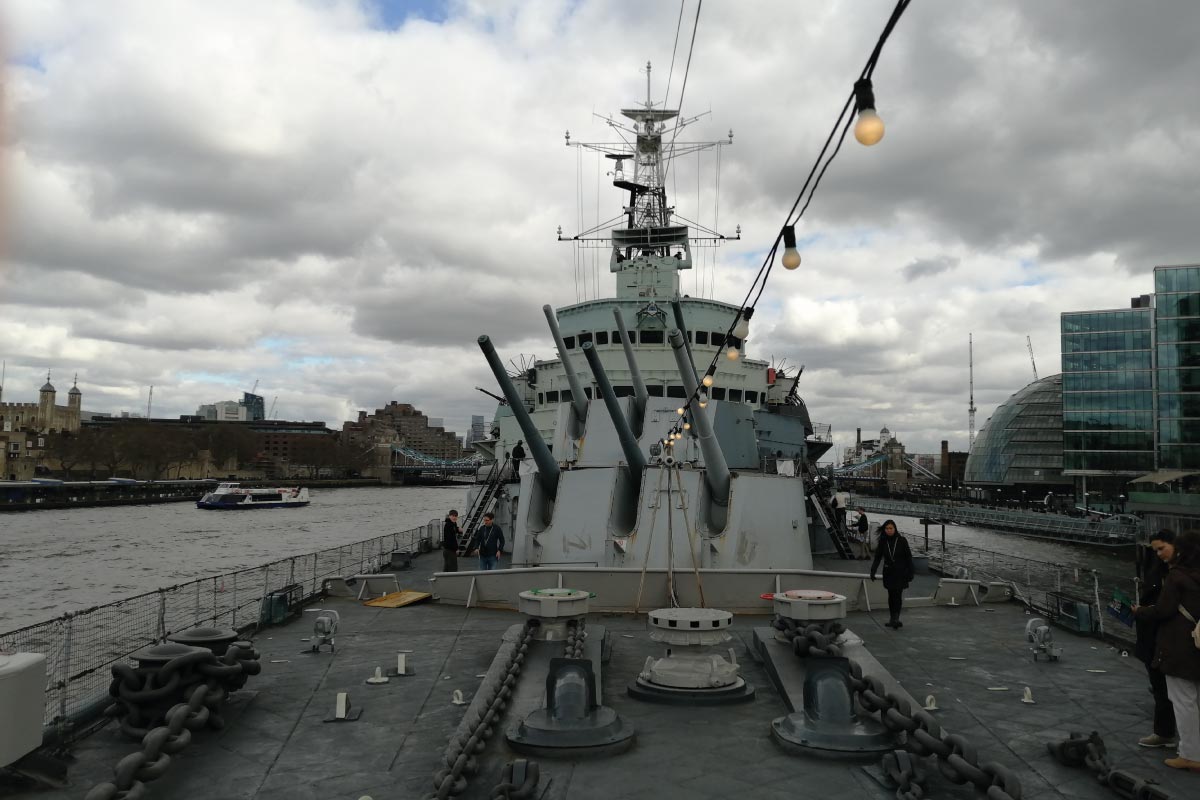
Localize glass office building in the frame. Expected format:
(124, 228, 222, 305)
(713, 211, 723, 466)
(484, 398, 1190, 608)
(1156, 265, 1200, 470)
(1060, 264, 1200, 518)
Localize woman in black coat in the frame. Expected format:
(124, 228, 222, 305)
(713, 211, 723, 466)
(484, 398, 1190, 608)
(1134, 530, 1178, 749)
(870, 519, 915, 629)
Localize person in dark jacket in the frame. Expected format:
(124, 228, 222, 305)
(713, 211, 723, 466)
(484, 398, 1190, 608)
(869, 519, 914, 629)
(474, 512, 505, 571)
(1134, 530, 1178, 749)
(442, 510, 461, 573)
(511, 441, 526, 478)
(1134, 530, 1200, 772)
(855, 509, 872, 559)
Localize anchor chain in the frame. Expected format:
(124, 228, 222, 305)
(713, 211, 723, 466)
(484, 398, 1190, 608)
(1046, 732, 1175, 800)
(428, 620, 540, 800)
(774, 615, 1023, 800)
(883, 749, 927, 800)
(489, 759, 541, 800)
(85, 642, 261, 800)
(564, 619, 587, 659)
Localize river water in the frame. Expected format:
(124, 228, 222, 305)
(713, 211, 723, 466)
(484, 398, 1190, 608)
(0, 486, 464, 632)
(0, 489, 1138, 634)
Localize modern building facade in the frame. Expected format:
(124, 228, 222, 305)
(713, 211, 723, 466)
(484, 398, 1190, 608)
(963, 374, 1070, 495)
(1061, 263, 1200, 528)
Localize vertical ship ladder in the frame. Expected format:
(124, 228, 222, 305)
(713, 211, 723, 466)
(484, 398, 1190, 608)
(804, 459, 855, 560)
(458, 458, 510, 556)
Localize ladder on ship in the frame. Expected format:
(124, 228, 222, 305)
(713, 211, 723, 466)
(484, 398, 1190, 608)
(804, 459, 855, 560)
(458, 458, 510, 556)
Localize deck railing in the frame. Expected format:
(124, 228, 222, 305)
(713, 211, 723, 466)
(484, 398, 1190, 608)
(0, 519, 440, 733)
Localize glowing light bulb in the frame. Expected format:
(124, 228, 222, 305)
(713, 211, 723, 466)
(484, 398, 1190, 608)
(702, 375, 714, 388)
(781, 224, 801, 271)
(676, 407, 686, 416)
(683, 422, 691, 431)
(726, 347, 740, 361)
(698, 400, 707, 408)
(732, 317, 750, 340)
(854, 109, 885, 146)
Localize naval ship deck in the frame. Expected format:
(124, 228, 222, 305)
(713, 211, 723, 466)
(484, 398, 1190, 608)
(16, 552, 1194, 800)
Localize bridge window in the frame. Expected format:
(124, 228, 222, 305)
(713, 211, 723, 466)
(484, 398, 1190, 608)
(711, 333, 725, 347)
(647, 385, 664, 397)
(666, 385, 687, 398)
(711, 388, 726, 400)
(563, 336, 576, 349)
(584, 387, 593, 399)
(728, 389, 743, 402)
(546, 391, 559, 403)
(695, 331, 709, 345)
(595, 331, 609, 345)
(537, 393, 544, 405)
(745, 391, 758, 404)
(611, 329, 623, 344)
(578, 332, 593, 346)
(640, 330, 664, 344)
(614, 385, 634, 397)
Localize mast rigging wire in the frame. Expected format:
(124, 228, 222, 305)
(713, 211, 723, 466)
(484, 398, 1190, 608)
(662, 0, 702, 183)
(662, 1, 686, 109)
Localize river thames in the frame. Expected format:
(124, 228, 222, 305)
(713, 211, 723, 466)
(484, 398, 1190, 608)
(0, 489, 1136, 633)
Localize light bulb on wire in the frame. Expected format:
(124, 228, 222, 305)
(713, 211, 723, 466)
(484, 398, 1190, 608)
(732, 308, 752, 340)
(726, 347, 740, 361)
(702, 374, 714, 388)
(683, 422, 691, 431)
(853, 78, 885, 146)
(781, 224, 801, 270)
(676, 407, 686, 416)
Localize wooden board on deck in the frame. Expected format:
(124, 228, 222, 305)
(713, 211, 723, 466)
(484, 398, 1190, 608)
(364, 590, 433, 608)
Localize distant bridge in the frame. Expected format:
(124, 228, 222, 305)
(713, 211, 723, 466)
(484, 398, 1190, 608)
(390, 446, 483, 475)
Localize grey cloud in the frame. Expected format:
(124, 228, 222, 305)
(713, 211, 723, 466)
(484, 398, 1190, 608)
(902, 256, 958, 281)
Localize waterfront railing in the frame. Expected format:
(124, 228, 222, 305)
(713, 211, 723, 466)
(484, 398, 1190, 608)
(0, 519, 440, 734)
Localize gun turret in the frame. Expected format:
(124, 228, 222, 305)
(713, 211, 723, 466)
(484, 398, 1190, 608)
(581, 342, 647, 480)
(478, 335, 560, 499)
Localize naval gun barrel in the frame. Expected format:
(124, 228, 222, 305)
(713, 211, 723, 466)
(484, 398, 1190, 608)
(612, 307, 649, 421)
(670, 299, 699, 383)
(543, 305, 589, 424)
(668, 329, 730, 507)
(478, 336, 560, 498)
(581, 341, 647, 479)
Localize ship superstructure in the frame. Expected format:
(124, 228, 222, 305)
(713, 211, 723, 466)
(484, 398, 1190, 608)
(469, 69, 832, 573)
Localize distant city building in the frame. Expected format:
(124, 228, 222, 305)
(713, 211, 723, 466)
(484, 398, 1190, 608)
(466, 414, 487, 446)
(1062, 263, 1200, 530)
(196, 392, 266, 422)
(342, 402, 465, 462)
(964, 374, 1070, 495)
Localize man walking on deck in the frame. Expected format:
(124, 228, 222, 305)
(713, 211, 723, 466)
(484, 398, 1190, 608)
(442, 510, 461, 572)
(511, 440, 526, 479)
(855, 509, 872, 559)
(475, 512, 505, 570)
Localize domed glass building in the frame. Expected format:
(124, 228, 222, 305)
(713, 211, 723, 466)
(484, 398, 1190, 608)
(964, 374, 1070, 489)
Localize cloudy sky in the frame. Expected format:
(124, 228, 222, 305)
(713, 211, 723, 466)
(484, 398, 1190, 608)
(2, 0, 1196, 459)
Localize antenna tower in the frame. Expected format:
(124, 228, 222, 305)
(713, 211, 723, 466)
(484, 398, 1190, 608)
(968, 334, 977, 448)
(1026, 335, 1038, 381)
(147, 385, 154, 418)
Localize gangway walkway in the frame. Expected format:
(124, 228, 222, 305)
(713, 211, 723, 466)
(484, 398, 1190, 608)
(458, 458, 510, 556)
(804, 459, 855, 559)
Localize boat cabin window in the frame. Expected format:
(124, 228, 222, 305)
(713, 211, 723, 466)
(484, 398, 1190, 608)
(578, 332, 593, 346)
(695, 331, 709, 345)
(546, 391, 559, 403)
(558, 390, 571, 403)
(611, 329, 623, 344)
(745, 391, 758, 404)
(711, 333, 725, 347)
(639, 330, 664, 344)
(711, 387, 727, 400)
(614, 385, 635, 397)
(595, 331, 609, 345)
(563, 335, 576, 349)
(584, 387, 593, 399)
(537, 393, 544, 405)
(647, 385, 664, 397)
(666, 385, 687, 398)
(728, 389, 743, 402)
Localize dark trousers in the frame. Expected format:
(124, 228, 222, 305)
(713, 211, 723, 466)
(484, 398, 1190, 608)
(887, 586, 904, 621)
(442, 550, 458, 573)
(1147, 663, 1177, 737)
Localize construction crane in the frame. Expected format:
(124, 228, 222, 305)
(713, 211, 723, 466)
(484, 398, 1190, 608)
(968, 334, 977, 448)
(1026, 335, 1039, 381)
(146, 385, 154, 418)
(251, 379, 260, 395)
(268, 396, 278, 419)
